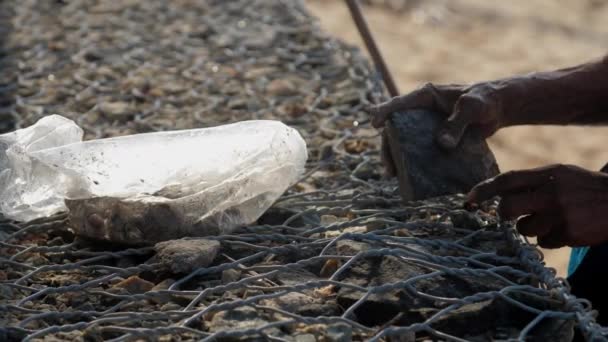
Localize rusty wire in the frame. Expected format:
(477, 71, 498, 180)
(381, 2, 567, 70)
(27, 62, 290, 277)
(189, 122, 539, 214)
(0, 0, 607, 341)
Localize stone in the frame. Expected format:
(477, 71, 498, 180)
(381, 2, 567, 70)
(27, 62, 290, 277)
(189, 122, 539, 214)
(294, 333, 317, 342)
(111, 275, 154, 294)
(385, 109, 499, 202)
(449, 209, 484, 230)
(66, 196, 224, 245)
(336, 239, 371, 255)
(326, 323, 352, 342)
(99, 101, 133, 121)
(152, 278, 175, 291)
(208, 306, 282, 339)
(261, 292, 340, 318)
(319, 259, 340, 278)
(221, 269, 242, 284)
(352, 161, 378, 180)
(154, 239, 220, 274)
(265, 79, 297, 96)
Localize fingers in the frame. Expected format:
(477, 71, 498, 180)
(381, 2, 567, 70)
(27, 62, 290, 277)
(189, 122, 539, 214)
(370, 83, 463, 128)
(497, 190, 554, 220)
(370, 89, 431, 128)
(467, 167, 556, 205)
(537, 227, 568, 249)
(436, 107, 472, 149)
(436, 93, 492, 149)
(515, 213, 557, 238)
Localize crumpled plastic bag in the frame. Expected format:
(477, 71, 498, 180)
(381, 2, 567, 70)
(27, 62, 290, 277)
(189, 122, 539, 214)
(0, 115, 307, 241)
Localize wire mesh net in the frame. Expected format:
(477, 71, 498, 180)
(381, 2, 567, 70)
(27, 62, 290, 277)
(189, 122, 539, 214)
(0, 0, 606, 341)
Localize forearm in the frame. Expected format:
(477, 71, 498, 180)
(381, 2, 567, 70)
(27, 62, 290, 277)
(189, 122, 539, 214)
(485, 55, 608, 127)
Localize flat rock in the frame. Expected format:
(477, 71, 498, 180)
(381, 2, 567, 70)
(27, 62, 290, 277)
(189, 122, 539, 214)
(385, 110, 499, 202)
(66, 196, 220, 245)
(208, 306, 283, 340)
(111, 275, 154, 294)
(260, 292, 340, 317)
(154, 239, 220, 274)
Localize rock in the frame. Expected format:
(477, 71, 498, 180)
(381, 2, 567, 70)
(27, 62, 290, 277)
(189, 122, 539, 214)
(99, 101, 133, 121)
(208, 306, 282, 340)
(320, 215, 339, 226)
(155, 239, 220, 274)
(261, 292, 340, 318)
(265, 79, 297, 96)
(352, 161, 377, 180)
(294, 333, 317, 342)
(449, 209, 483, 230)
(47, 236, 65, 246)
(336, 255, 428, 326)
(344, 139, 370, 154)
(111, 275, 154, 294)
(116, 256, 140, 269)
(160, 302, 182, 311)
(221, 269, 242, 284)
(319, 259, 340, 278)
(326, 323, 352, 342)
(385, 109, 499, 202)
(0, 284, 14, 300)
(336, 240, 370, 255)
(274, 268, 320, 287)
(66, 196, 220, 245)
(152, 278, 175, 291)
(0, 327, 28, 342)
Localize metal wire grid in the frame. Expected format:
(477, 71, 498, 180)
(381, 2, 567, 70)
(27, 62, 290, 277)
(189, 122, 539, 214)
(0, 0, 606, 340)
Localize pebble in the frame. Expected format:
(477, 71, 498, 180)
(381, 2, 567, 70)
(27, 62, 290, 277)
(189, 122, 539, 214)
(111, 275, 154, 294)
(319, 259, 340, 278)
(344, 139, 370, 154)
(99, 101, 133, 121)
(352, 161, 377, 180)
(336, 239, 370, 255)
(265, 79, 297, 96)
(221, 269, 242, 284)
(326, 323, 352, 342)
(155, 239, 220, 274)
(295, 334, 317, 342)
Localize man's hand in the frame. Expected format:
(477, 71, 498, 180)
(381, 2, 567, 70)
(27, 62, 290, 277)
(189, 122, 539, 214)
(466, 164, 608, 249)
(368, 56, 608, 177)
(371, 82, 504, 149)
(370, 81, 508, 177)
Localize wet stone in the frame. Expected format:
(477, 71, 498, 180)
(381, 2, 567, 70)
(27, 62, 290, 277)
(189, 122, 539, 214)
(385, 109, 500, 202)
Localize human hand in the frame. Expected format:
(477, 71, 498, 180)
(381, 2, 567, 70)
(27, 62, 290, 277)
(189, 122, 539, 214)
(466, 164, 608, 249)
(369, 81, 510, 176)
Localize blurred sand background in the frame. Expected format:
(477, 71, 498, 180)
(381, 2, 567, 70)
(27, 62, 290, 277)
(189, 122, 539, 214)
(308, 0, 608, 277)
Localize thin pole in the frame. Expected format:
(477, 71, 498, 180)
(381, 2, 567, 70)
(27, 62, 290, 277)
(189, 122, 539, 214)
(345, 0, 399, 97)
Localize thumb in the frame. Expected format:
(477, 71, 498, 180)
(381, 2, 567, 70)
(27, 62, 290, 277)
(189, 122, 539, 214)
(436, 94, 485, 149)
(436, 109, 471, 149)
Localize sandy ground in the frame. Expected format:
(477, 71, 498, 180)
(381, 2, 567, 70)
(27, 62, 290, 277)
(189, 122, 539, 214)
(308, 0, 608, 277)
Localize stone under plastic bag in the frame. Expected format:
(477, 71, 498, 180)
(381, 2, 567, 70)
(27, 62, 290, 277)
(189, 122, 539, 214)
(0, 115, 307, 242)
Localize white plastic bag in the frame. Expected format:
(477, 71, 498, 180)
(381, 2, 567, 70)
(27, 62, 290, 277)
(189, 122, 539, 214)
(0, 115, 307, 236)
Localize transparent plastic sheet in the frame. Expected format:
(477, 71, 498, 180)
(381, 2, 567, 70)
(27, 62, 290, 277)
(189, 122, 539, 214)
(0, 115, 307, 235)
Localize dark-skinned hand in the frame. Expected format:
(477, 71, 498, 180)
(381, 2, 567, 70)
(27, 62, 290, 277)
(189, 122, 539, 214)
(369, 82, 508, 176)
(466, 164, 608, 249)
(368, 56, 608, 177)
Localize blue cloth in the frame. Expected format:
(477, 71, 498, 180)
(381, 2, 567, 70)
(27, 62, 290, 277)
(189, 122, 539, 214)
(568, 246, 590, 276)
